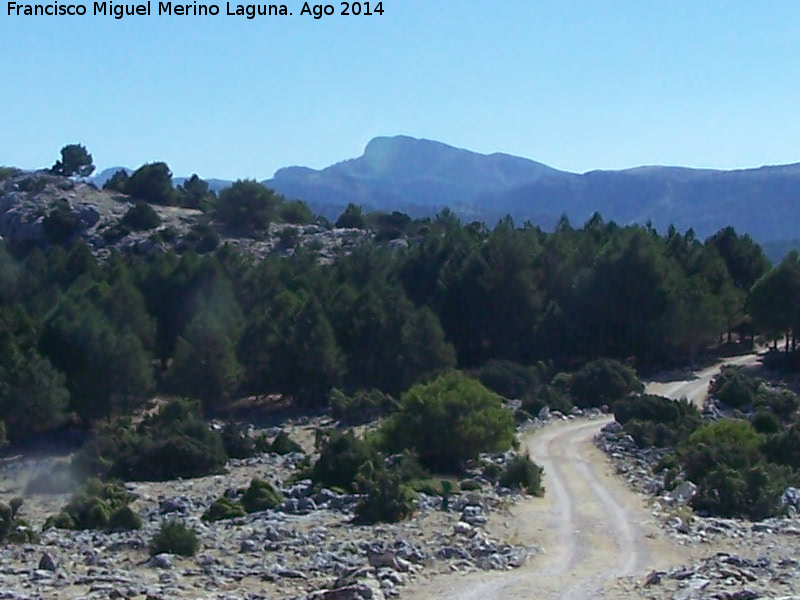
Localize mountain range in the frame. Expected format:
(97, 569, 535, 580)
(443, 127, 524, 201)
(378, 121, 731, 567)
(94, 135, 800, 251)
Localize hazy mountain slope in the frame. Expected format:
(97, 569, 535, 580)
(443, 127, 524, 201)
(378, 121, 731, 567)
(489, 163, 800, 241)
(265, 135, 567, 213)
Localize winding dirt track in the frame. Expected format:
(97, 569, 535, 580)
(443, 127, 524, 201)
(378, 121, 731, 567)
(402, 354, 759, 600)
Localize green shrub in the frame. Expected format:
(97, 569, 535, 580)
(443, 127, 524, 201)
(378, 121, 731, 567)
(475, 360, 543, 399)
(221, 424, 269, 459)
(127, 162, 175, 205)
(150, 520, 199, 557)
(46, 479, 140, 531)
(121, 202, 162, 231)
(521, 384, 574, 415)
(279, 200, 314, 225)
(498, 455, 544, 496)
(182, 223, 219, 253)
(335, 203, 366, 229)
(763, 423, 800, 468)
(708, 366, 760, 409)
(43, 200, 79, 245)
(752, 411, 781, 434)
(74, 398, 228, 482)
(241, 478, 282, 513)
(311, 430, 376, 492)
(0, 167, 18, 182)
(677, 419, 788, 519)
(202, 496, 246, 522)
(109, 505, 143, 531)
(354, 460, 415, 524)
(330, 388, 398, 424)
(0, 498, 37, 544)
(613, 395, 701, 447)
(459, 479, 482, 492)
(380, 371, 515, 472)
(269, 430, 303, 455)
(754, 388, 799, 421)
(570, 359, 643, 408)
(216, 180, 280, 232)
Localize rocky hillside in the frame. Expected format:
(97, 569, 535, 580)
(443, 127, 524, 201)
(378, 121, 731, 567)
(0, 170, 368, 261)
(0, 416, 536, 600)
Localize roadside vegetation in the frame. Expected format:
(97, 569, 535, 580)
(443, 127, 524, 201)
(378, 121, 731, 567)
(614, 367, 800, 520)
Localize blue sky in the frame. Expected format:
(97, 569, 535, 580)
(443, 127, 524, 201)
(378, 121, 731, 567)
(1, 1, 799, 179)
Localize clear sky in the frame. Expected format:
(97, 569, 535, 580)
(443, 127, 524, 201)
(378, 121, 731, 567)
(1, 1, 799, 179)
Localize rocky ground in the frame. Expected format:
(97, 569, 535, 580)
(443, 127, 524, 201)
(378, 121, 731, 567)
(0, 418, 538, 600)
(0, 171, 373, 262)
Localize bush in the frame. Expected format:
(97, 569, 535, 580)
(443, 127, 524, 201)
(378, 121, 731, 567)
(335, 203, 366, 229)
(678, 419, 788, 519)
(754, 388, 799, 421)
(182, 223, 219, 253)
(221, 424, 269, 459)
(43, 200, 79, 245)
(708, 366, 760, 409)
(613, 395, 701, 447)
(498, 455, 544, 496)
(241, 478, 282, 513)
(127, 162, 175, 205)
(570, 359, 643, 408)
(202, 496, 246, 522)
(279, 200, 313, 225)
(354, 460, 415, 524)
(216, 180, 281, 232)
(0, 498, 37, 544)
(311, 430, 376, 492)
(475, 360, 543, 400)
(521, 384, 574, 415)
(269, 430, 303, 455)
(45, 479, 140, 531)
(109, 505, 143, 531)
(150, 520, 199, 557)
(381, 371, 515, 472)
(330, 388, 398, 424)
(0, 167, 18, 182)
(121, 202, 162, 231)
(74, 398, 228, 482)
(752, 411, 781, 434)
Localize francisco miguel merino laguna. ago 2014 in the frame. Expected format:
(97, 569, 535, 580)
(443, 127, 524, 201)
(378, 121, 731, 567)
(7, 0, 384, 17)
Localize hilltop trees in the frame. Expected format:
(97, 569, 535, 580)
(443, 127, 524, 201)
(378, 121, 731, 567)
(216, 180, 282, 232)
(51, 144, 95, 178)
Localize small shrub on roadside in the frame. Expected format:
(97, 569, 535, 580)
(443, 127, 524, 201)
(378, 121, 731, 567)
(613, 395, 701, 448)
(150, 519, 199, 557)
(475, 360, 543, 400)
(708, 366, 760, 409)
(570, 359, 643, 409)
(498, 455, 544, 496)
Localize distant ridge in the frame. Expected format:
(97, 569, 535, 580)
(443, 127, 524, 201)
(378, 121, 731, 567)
(93, 135, 800, 253)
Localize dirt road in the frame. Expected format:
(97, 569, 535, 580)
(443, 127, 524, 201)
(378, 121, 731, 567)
(402, 354, 759, 600)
